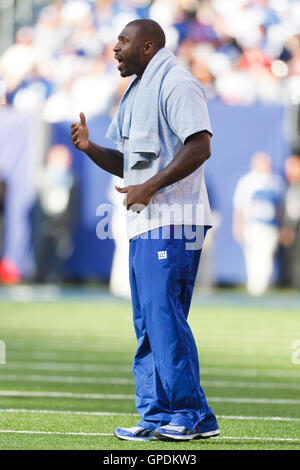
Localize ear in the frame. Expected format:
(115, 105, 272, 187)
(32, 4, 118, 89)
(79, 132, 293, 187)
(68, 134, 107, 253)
(143, 40, 154, 56)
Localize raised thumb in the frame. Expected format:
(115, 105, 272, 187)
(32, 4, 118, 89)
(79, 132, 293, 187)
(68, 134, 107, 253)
(79, 112, 86, 126)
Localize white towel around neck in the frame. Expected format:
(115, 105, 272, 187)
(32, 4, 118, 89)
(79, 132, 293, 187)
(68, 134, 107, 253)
(106, 47, 177, 169)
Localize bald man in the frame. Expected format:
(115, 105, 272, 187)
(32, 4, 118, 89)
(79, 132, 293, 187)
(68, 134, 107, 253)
(71, 19, 220, 442)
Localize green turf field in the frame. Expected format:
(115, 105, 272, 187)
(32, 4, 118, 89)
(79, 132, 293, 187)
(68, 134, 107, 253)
(0, 288, 299, 450)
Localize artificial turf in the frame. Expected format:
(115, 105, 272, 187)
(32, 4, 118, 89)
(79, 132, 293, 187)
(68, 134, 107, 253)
(0, 289, 299, 450)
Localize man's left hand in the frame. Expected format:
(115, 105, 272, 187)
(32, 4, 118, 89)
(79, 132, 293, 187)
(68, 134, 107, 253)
(115, 184, 153, 212)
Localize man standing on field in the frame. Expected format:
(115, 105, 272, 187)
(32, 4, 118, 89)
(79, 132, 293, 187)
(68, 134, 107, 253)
(71, 19, 220, 442)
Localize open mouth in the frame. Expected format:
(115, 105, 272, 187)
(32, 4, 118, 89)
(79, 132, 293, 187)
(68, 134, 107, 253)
(115, 55, 125, 71)
(116, 59, 124, 71)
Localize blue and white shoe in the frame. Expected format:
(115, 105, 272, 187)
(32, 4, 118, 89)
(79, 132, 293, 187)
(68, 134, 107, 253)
(114, 425, 157, 441)
(154, 424, 220, 441)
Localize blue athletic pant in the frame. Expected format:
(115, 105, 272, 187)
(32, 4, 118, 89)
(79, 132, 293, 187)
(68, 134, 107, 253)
(129, 225, 218, 432)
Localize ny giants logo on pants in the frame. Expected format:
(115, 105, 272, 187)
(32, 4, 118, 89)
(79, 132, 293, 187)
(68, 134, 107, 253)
(157, 250, 167, 260)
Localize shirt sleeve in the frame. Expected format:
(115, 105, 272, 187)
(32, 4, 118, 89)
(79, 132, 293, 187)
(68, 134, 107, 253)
(166, 80, 213, 144)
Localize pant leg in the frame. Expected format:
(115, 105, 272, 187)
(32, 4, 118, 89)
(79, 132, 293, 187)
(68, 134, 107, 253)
(130, 239, 171, 428)
(131, 225, 218, 431)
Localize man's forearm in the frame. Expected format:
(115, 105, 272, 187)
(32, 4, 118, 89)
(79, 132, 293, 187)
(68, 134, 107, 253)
(144, 138, 210, 195)
(85, 140, 124, 178)
(113, 132, 211, 210)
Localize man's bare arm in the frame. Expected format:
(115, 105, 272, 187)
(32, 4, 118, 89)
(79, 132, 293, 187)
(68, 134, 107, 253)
(84, 141, 124, 178)
(116, 131, 211, 209)
(71, 112, 124, 178)
(144, 131, 211, 194)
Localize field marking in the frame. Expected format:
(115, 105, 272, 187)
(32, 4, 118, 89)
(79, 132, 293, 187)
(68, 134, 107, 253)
(5, 362, 300, 380)
(5, 335, 291, 346)
(0, 374, 133, 385)
(0, 409, 138, 417)
(0, 429, 299, 442)
(2, 373, 300, 391)
(0, 391, 135, 399)
(0, 429, 111, 436)
(6, 346, 132, 355)
(6, 361, 132, 372)
(0, 390, 300, 405)
(217, 414, 300, 422)
(203, 380, 300, 390)
(0, 408, 300, 422)
(219, 436, 300, 443)
(1, 373, 300, 390)
(8, 351, 131, 361)
(201, 367, 300, 380)
(210, 397, 300, 405)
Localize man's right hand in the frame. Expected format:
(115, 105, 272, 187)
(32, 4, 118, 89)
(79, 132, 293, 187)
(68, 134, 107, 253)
(71, 112, 89, 151)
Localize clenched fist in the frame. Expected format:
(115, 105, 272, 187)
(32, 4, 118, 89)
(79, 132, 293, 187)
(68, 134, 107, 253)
(70, 112, 89, 151)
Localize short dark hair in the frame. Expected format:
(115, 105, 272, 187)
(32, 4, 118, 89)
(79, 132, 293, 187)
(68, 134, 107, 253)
(126, 19, 166, 50)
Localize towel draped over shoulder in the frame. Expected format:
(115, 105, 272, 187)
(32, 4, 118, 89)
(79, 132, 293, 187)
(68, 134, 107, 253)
(106, 47, 177, 169)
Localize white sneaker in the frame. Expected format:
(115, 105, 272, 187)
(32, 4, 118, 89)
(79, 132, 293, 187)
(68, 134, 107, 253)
(154, 424, 220, 441)
(114, 425, 157, 441)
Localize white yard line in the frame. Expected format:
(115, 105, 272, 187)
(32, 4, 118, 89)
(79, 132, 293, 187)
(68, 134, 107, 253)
(203, 380, 300, 390)
(0, 409, 138, 416)
(219, 436, 300, 442)
(210, 397, 300, 404)
(216, 414, 300, 422)
(0, 408, 299, 422)
(0, 374, 133, 385)
(0, 391, 135, 399)
(0, 390, 300, 404)
(0, 430, 111, 436)
(1, 373, 300, 390)
(0, 429, 299, 442)
(6, 361, 132, 372)
(0, 374, 133, 384)
(200, 367, 300, 379)
(4, 362, 299, 380)
(7, 347, 132, 355)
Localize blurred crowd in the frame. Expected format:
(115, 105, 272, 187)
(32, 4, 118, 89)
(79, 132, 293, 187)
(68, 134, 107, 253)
(0, 0, 300, 120)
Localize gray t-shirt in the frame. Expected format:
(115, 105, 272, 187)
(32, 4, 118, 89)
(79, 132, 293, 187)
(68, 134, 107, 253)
(122, 72, 213, 239)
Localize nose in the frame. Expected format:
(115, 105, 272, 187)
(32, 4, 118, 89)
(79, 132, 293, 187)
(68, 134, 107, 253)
(113, 42, 120, 52)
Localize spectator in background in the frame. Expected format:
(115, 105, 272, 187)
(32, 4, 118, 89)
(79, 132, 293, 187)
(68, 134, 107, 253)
(32, 144, 77, 283)
(280, 154, 300, 289)
(0, 26, 43, 102)
(233, 151, 285, 296)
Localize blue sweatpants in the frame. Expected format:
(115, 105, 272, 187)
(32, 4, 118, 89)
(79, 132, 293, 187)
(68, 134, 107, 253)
(129, 225, 218, 432)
